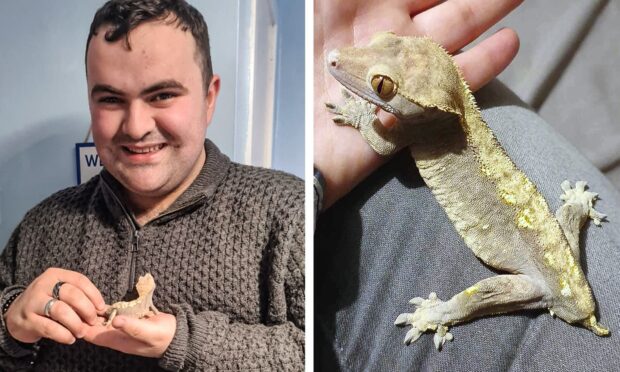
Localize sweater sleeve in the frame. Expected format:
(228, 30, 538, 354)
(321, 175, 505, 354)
(158, 196, 305, 371)
(0, 223, 39, 370)
(158, 304, 304, 371)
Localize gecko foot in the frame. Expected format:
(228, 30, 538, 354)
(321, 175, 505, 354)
(325, 88, 378, 129)
(394, 292, 453, 350)
(560, 180, 606, 225)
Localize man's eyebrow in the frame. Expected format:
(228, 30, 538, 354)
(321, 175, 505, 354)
(90, 80, 188, 98)
(141, 80, 188, 95)
(91, 84, 123, 98)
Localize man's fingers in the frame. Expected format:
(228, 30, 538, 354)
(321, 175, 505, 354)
(47, 299, 88, 339)
(55, 283, 100, 325)
(6, 268, 105, 345)
(57, 271, 106, 312)
(406, 0, 444, 16)
(34, 316, 76, 345)
(454, 27, 519, 91)
(412, 0, 522, 53)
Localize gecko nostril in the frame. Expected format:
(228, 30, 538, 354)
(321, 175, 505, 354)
(327, 50, 340, 67)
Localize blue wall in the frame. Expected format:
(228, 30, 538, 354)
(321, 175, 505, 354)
(272, 0, 305, 178)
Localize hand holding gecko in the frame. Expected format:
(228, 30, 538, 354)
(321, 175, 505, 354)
(314, 0, 523, 209)
(82, 273, 175, 358)
(82, 311, 176, 358)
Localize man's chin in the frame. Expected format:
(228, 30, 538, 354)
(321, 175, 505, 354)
(119, 177, 171, 199)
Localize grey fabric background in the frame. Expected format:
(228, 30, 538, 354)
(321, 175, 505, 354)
(315, 81, 620, 371)
(487, 0, 620, 189)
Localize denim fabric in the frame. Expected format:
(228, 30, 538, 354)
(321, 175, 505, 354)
(315, 80, 620, 371)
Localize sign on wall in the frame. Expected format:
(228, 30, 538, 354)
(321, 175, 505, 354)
(75, 143, 103, 185)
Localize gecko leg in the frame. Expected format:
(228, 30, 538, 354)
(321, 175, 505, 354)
(555, 180, 606, 260)
(103, 308, 117, 326)
(395, 274, 549, 350)
(325, 88, 378, 129)
(325, 88, 403, 155)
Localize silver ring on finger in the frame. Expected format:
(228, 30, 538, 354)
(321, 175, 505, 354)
(43, 299, 57, 318)
(52, 281, 66, 300)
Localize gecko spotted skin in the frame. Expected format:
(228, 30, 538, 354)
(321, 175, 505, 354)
(325, 32, 609, 349)
(104, 273, 159, 326)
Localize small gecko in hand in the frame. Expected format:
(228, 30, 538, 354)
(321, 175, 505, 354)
(103, 273, 159, 326)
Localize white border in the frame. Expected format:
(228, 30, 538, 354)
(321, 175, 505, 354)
(304, 0, 314, 369)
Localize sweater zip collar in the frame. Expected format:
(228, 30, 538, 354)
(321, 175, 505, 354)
(99, 138, 231, 226)
(98, 139, 231, 292)
(101, 177, 207, 228)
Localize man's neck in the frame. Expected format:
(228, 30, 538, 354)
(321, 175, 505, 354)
(127, 148, 206, 227)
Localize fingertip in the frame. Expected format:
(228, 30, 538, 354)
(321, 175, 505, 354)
(77, 324, 89, 339)
(496, 27, 520, 60)
(455, 27, 521, 92)
(112, 316, 126, 328)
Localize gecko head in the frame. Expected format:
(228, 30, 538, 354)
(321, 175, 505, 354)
(135, 273, 156, 296)
(327, 41, 423, 118)
(327, 32, 463, 125)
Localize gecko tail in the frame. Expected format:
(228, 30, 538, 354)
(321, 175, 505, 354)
(582, 315, 610, 336)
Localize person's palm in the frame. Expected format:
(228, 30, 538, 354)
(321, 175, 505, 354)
(315, 0, 522, 208)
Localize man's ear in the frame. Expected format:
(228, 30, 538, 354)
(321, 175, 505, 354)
(205, 74, 221, 124)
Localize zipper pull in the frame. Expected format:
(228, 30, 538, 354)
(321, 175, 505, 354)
(128, 229, 140, 292)
(133, 230, 140, 252)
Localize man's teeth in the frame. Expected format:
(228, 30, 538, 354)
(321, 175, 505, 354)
(126, 144, 164, 154)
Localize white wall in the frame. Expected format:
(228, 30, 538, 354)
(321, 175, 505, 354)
(0, 0, 304, 248)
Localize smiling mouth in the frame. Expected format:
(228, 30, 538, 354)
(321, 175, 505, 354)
(123, 144, 166, 154)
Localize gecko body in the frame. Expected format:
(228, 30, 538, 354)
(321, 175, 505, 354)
(104, 273, 159, 326)
(325, 32, 609, 349)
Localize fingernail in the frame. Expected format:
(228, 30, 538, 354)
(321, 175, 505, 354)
(69, 337, 76, 344)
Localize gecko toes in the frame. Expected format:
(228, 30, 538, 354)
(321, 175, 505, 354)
(396, 293, 452, 349)
(404, 327, 422, 345)
(394, 313, 412, 326)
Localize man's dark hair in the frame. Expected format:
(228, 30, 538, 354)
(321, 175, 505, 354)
(85, 0, 213, 91)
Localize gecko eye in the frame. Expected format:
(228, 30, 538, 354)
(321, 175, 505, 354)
(370, 75, 396, 99)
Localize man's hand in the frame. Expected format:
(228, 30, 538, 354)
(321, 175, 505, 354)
(83, 312, 176, 358)
(315, 0, 523, 209)
(4, 268, 106, 344)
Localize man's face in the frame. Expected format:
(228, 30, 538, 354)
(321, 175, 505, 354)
(86, 20, 219, 201)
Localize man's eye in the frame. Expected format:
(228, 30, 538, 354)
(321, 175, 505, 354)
(151, 92, 176, 102)
(98, 96, 123, 104)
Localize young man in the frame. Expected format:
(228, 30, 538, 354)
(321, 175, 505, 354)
(0, 1, 304, 370)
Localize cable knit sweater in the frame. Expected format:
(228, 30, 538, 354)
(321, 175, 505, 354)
(0, 139, 305, 371)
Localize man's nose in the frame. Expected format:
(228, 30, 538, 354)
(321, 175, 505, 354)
(122, 101, 154, 140)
